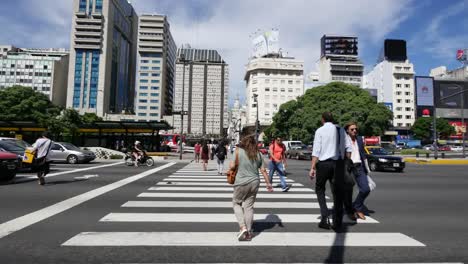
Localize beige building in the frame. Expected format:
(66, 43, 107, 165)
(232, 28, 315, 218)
(134, 14, 176, 121)
(0, 47, 69, 106)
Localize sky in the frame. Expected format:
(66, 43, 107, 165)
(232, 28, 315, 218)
(0, 0, 467, 106)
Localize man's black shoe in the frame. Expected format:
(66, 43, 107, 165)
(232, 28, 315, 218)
(331, 223, 344, 232)
(318, 218, 330, 230)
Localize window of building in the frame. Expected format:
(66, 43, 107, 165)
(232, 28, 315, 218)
(395, 66, 402, 71)
(405, 92, 411, 96)
(272, 103, 278, 109)
(406, 123, 412, 127)
(151, 80, 160, 83)
(404, 67, 411, 71)
(152, 67, 161, 70)
(150, 113, 158, 117)
(140, 93, 148, 96)
(405, 107, 412, 111)
(139, 99, 147, 103)
(140, 86, 148, 90)
(140, 79, 148, 83)
(141, 60, 149, 63)
(264, 87, 270, 92)
(406, 115, 412, 119)
(405, 99, 411, 103)
(140, 66, 149, 70)
(252, 88, 257, 92)
(396, 84, 402, 88)
(252, 79, 257, 84)
(265, 79, 270, 84)
(281, 80, 285, 84)
(150, 106, 159, 110)
(265, 111, 270, 116)
(272, 87, 278, 92)
(397, 123, 403, 127)
(138, 106, 147, 110)
(405, 84, 410, 88)
(152, 73, 160, 77)
(150, 93, 159, 96)
(152, 60, 160, 64)
(140, 73, 149, 76)
(43, 65, 48, 70)
(396, 91, 401, 95)
(150, 99, 159, 103)
(151, 86, 159, 90)
(396, 107, 402, 111)
(138, 113, 147, 116)
(397, 99, 402, 103)
(288, 88, 293, 93)
(288, 80, 293, 84)
(397, 115, 402, 119)
(280, 88, 285, 92)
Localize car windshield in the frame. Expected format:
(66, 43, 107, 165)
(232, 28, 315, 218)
(368, 147, 389, 155)
(61, 143, 81, 151)
(1, 139, 31, 148)
(0, 141, 25, 151)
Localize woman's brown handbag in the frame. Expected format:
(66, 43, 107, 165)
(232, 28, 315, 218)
(226, 150, 239, 184)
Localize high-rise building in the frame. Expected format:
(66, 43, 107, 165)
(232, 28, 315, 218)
(364, 39, 416, 129)
(164, 46, 229, 136)
(0, 47, 69, 106)
(318, 35, 364, 87)
(66, 0, 138, 118)
(430, 65, 468, 80)
(134, 14, 176, 121)
(245, 55, 304, 125)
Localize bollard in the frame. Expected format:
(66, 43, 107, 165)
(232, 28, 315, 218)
(426, 153, 430, 158)
(416, 152, 419, 158)
(441, 152, 445, 159)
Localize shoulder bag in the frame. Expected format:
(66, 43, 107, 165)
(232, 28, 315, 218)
(226, 150, 239, 184)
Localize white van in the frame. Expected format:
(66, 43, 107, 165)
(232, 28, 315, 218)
(282, 141, 303, 151)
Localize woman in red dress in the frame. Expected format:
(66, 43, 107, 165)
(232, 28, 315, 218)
(201, 141, 210, 171)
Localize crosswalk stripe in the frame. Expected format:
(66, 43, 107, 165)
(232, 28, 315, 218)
(162, 178, 295, 182)
(138, 192, 321, 199)
(122, 201, 332, 208)
(156, 182, 305, 187)
(148, 187, 314, 192)
(100, 213, 379, 223)
(62, 232, 423, 247)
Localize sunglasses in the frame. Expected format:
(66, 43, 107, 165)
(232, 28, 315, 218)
(349, 128, 358, 131)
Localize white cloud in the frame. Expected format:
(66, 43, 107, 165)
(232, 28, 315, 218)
(1, 0, 413, 106)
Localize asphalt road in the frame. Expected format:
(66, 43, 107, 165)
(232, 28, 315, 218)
(0, 157, 467, 263)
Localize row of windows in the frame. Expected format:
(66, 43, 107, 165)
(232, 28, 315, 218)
(140, 60, 161, 64)
(139, 86, 159, 90)
(251, 71, 302, 77)
(138, 113, 159, 117)
(396, 84, 411, 88)
(396, 99, 413, 103)
(252, 79, 301, 85)
(395, 91, 412, 96)
(140, 66, 161, 70)
(253, 87, 302, 93)
(139, 72, 160, 77)
(395, 107, 414, 112)
(0, 71, 52, 77)
(0, 85, 50, 91)
(139, 99, 159, 103)
(1, 63, 50, 70)
(139, 79, 160, 83)
(139, 92, 160, 96)
(396, 123, 413, 127)
(395, 66, 412, 71)
(395, 115, 413, 119)
(138, 106, 159, 110)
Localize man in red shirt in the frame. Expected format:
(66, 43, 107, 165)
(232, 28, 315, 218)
(194, 142, 201, 163)
(268, 136, 291, 192)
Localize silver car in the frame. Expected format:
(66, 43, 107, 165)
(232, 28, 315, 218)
(49, 142, 96, 164)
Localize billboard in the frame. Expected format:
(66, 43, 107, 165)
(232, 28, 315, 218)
(416, 106, 434, 118)
(415, 76, 434, 106)
(434, 81, 468, 109)
(448, 121, 466, 139)
(252, 29, 280, 58)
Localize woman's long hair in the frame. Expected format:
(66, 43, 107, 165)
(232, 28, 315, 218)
(240, 135, 259, 161)
(202, 141, 209, 155)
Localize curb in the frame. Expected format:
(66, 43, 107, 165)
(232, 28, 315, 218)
(404, 158, 468, 165)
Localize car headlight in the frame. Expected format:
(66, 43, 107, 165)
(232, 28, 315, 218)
(378, 158, 388, 162)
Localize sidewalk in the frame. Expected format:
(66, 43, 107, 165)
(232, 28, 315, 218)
(404, 157, 468, 165)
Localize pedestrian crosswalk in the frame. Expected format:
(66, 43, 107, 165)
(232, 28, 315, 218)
(62, 161, 426, 251)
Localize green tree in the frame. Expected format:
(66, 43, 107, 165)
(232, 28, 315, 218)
(0, 85, 61, 125)
(81, 112, 103, 124)
(411, 117, 455, 143)
(266, 82, 393, 144)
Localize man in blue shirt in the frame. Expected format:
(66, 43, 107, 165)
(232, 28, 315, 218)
(309, 112, 352, 231)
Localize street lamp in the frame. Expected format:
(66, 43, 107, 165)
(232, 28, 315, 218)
(253, 93, 259, 141)
(179, 53, 188, 160)
(438, 84, 467, 158)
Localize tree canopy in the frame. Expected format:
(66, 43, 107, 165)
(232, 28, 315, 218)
(411, 117, 455, 143)
(265, 82, 393, 144)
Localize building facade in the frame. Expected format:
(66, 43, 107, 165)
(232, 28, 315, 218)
(318, 35, 364, 87)
(364, 39, 415, 129)
(66, 0, 138, 119)
(134, 14, 176, 121)
(245, 56, 304, 125)
(227, 97, 248, 144)
(164, 47, 229, 136)
(0, 47, 69, 106)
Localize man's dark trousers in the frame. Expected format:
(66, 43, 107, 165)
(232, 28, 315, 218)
(315, 160, 336, 219)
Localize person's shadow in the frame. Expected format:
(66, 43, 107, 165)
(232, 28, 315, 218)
(252, 214, 284, 234)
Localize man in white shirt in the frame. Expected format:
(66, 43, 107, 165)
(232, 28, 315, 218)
(309, 112, 352, 230)
(32, 131, 53, 185)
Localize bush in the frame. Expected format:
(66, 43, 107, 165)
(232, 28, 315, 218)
(400, 149, 431, 155)
(109, 154, 123, 159)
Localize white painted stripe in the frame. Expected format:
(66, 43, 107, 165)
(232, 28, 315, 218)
(122, 201, 333, 208)
(148, 187, 314, 192)
(162, 178, 295, 182)
(100, 213, 378, 223)
(63, 232, 423, 246)
(156, 182, 305, 187)
(138, 192, 323, 199)
(0, 163, 176, 240)
(13, 161, 125, 183)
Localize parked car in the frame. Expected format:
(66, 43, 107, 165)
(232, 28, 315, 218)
(423, 144, 435, 151)
(0, 150, 19, 181)
(438, 145, 451, 151)
(282, 141, 303, 151)
(0, 137, 32, 149)
(450, 145, 463, 152)
(259, 147, 269, 155)
(365, 146, 405, 172)
(286, 145, 312, 160)
(49, 142, 96, 164)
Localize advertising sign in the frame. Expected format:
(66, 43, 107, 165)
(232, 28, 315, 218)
(456, 49, 466, 62)
(252, 29, 280, 58)
(448, 121, 466, 139)
(416, 106, 434, 118)
(415, 76, 434, 106)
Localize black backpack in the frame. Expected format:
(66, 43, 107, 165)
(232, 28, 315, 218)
(217, 146, 226, 159)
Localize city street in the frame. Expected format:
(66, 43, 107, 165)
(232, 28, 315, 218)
(0, 158, 467, 263)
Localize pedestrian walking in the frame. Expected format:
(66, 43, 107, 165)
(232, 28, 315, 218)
(231, 135, 273, 241)
(230, 144, 234, 155)
(194, 142, 201, 163)
(32, 131, 53, 185)
(345, 122, 371, 220)
(268, 136, 291, 192)
(210, 142, 216, 160)
(215, 141, 227, 175)
(309, 112, 352, 231)
(201, 141, 210, 171)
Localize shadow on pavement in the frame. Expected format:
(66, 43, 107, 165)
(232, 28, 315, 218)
(252, 214, 284, 234)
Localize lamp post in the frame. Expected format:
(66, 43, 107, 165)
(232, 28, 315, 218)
(438, 84, 467, 158)
(253, 93, 259, 142)
(179, 53, 187, 160)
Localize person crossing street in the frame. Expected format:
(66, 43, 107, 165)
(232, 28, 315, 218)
(268, 136, 291, 192)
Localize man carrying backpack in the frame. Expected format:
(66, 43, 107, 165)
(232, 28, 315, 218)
(215, 141, 227, 175)
(269, 136, 291, 192)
